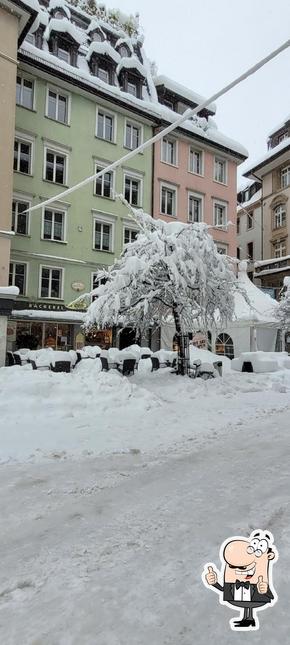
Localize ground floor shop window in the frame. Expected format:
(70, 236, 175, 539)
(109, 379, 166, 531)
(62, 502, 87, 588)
(85, 327, 112, 349)
(8, 320, 74, 351)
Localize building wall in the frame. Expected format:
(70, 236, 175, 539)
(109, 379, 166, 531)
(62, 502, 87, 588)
(12, 66, 153, 306)
(153, 135, 238, 256)
(237, 201, 262, 270)
(261, 167, 290, 261)
(0, 6, 19, 285)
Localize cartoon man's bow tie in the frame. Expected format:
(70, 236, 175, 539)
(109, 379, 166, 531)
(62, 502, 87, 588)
(235, 581, 250, 589)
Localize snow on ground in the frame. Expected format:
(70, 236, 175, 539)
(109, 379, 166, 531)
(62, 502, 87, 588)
(0, 358, 289, 463)
(0, 358, 290, 643)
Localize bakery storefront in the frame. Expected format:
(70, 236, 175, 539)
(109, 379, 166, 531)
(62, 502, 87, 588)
(7, 302, 86, 352)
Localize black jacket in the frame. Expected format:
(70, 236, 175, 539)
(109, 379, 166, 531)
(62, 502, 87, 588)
(214, 581, 274, 604)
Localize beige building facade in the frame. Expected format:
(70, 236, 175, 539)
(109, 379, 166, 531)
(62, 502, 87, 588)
(0, 0, 36, 365)
(244, 124, 290, 299)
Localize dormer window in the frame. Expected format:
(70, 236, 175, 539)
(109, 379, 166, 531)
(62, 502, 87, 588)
(48, 34, 78, 67)
(98, 67, 109, 83)
(127, 81, 137, 96)
(54, 10, 65, 19)
(58, 44, 70, 63)
(118, 44, 130, 58)
(92, 31, 103, 42)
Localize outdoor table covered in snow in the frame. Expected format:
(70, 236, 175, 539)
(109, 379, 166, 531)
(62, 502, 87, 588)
(231, 351, 279, 373)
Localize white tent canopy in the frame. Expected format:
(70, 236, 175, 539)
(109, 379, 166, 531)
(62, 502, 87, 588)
(214, 261, 280, 357)
(160, 262, 280, 357)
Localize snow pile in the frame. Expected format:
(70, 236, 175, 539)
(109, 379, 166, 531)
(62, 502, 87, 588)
(117, 56, 147, 78)
(49, 0, 71, 19)
(231, 351, 279, 373)
(0, 286, 19, 296)
(1, 356, 290, 464)
(86, 40, 121, 64)
(44, 17, 86, 45)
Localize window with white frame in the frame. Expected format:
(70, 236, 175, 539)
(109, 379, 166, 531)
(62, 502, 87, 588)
(98, 67, 109, 83)
(96, 110, 115, 142)
(124, 227, 138, 245)
(40, 266, 63, 298)
(94, 220, 113, 252)
(161, 184, 177, 217)
(161, 137, 177, 165)
(273, 204, 286, 229)
(124, 173, 142, 206)
(44, 148, 67, 184)
(281, 166, 290, 188)
(12, 198, 30, 235)
(46, 88, 69, 124)
(213, 201, 227, 227)
(125, 121, 142, 150)
(216, 243, 228, 255)
(91, 272, 107, 290)
(214, 157, 227, 184)
(14, 138, 32, 174)
(16, 75, 34, 110)
(94, 164, 114, 198)
(188, 193, 203, 223)
(189, 148, 203, 175)
(273, 239, 287, 258)
(42, 208, 66, 242)
(9, 262, 27, 295)
(247, 211, 254, 229)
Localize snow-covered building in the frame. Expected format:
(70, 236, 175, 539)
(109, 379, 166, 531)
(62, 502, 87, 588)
(4, 0, 246, 359)
(237, 179, 262, 280)
(243, 117, 290, 299)
(152, 76, 247, 258)
(0, 0, 37, 367)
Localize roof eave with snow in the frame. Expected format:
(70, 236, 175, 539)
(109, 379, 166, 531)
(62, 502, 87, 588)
(243, 139, 290, 180)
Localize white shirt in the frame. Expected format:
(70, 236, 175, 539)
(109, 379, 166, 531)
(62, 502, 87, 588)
(234, 582, 251, 602)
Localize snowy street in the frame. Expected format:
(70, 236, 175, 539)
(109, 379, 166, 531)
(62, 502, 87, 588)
(0, 364, 290, 644)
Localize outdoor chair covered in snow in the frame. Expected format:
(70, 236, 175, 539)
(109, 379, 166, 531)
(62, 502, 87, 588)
(13, 353, 22, 366)
(151, 356, 160, 371)
(50, 361, 71, 373)
(117, 359, 136, 376)
(213, 360, 223, 376)
(197, 362, 216, 380)
(189, 359, 202, 378)
(7, 351, 15, 366)
(100, 356, 110, 371)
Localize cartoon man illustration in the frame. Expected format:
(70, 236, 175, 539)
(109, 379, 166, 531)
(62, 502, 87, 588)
(202, 530, 278, 630)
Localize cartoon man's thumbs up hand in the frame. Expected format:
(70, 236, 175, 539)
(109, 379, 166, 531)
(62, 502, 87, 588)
(205, 565, 217, 586)
(257, 575, 268, 594)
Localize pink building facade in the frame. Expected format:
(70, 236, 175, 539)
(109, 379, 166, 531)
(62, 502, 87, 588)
(153, 131, 243, 257)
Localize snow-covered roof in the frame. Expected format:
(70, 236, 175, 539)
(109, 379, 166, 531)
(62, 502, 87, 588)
(20, 2, 246, 161)
(237, 178, 256, 193)
(44, 17, 86, 45)
(86, 40, 120, 65)
(154, 75, 217, 115)
(49, 0, 71, 20)
(237, 189, 262, 211)
(255, 254, 290, 268)
(268, 115, 290, 138)
(243, 137, 290, 177)
(233, 262, 278, 324)
(0, 286, 19, 297)
(116, 37, 134, 53)
(11, 308, 85, 321)
(117, 56, 147, 78)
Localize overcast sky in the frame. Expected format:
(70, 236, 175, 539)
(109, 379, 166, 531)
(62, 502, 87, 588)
(107, 0, 290, 185)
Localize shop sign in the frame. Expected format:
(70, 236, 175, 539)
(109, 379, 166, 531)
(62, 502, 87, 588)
(26, 302, 67, 311)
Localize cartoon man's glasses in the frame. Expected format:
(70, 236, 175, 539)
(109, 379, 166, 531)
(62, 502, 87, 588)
(247, 538, 268, 558)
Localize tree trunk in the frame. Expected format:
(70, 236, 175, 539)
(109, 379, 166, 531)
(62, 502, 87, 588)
(172, 304, 188, 375)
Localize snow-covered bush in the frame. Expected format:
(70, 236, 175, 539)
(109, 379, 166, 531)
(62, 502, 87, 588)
(84, 208, 237, 374)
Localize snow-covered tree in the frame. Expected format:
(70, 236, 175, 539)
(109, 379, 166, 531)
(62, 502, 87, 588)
(276, 277, 290, 331)
(84, 208, 238, 374)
